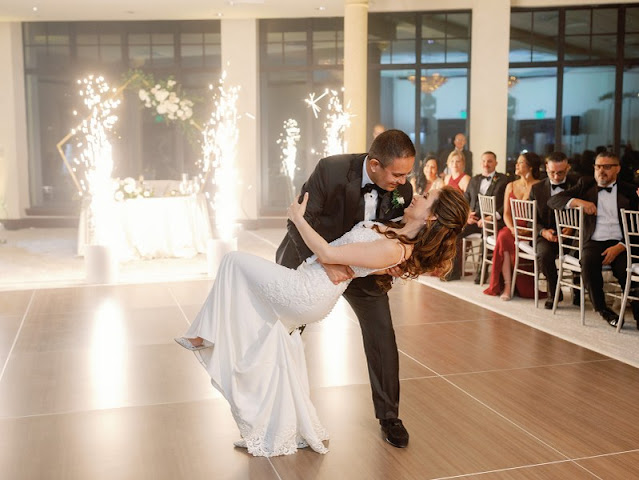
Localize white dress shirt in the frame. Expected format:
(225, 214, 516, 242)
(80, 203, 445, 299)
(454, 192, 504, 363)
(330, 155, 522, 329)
(591, 183, 623, 242)
(361, 157, 378, 221)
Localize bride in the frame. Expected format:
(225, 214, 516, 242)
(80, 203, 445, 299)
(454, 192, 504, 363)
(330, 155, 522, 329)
(175, 186, 468, 457)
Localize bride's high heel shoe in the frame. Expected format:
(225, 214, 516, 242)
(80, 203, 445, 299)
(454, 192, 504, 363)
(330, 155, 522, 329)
(174, 337, 208, 351)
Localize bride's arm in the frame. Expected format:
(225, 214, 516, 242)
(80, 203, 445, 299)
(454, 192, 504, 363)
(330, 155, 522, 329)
(288, 193, 404, 270)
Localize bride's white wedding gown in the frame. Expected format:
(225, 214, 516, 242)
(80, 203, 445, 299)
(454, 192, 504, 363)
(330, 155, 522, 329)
(183, 221, 403, 457)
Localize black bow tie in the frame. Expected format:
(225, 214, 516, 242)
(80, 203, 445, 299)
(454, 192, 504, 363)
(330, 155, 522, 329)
(597, 185, 613, 193)
(362, 183, 385, 195)
(551, 183, 566, 190)
(481, 175, 493, 180)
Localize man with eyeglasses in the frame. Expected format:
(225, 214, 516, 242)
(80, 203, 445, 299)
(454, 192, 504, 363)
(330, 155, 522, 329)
(530, 152, 577, 309)
(548, 152, 639, 327)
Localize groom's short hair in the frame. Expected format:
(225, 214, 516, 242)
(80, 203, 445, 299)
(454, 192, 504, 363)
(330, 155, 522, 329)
(368, 129, 416, 167)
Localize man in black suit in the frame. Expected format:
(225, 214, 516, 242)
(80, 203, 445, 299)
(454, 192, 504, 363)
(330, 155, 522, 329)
(439, 133, 473, 176)
(447, 151, 509, 281)
(529, 152, 577, 309)
(276, 129, 415, 447)
(547, 152, 639, 327)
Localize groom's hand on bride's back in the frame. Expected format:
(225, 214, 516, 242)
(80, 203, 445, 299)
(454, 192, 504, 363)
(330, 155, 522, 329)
(387, 265, 405, 278)
(322, 263, 354, 284)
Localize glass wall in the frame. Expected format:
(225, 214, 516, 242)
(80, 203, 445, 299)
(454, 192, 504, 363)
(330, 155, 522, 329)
(507, 67, 557, 164)
(562, 66, 616, 157)
(368, 11, 471, 174)
(259, 18, 344, 213)
(23, 21, 221, 213)
(509, 5, 639, 174)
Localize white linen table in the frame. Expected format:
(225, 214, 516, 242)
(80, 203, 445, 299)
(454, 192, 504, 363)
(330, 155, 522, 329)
(78, 193, 212, 260)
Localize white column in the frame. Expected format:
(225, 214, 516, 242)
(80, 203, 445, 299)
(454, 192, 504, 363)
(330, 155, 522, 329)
(344, 0, 369, 152)
(220, 19, 259, 220)
(0, 22, 29, 220)
(469, 0, 510, 174)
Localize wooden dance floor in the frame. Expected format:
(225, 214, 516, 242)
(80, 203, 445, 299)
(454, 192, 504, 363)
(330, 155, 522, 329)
(1, 279, 639, 479)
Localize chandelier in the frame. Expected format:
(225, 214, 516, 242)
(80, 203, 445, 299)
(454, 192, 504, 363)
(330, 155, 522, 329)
(408, 73, 447, 93)
(508, 75, 519, 88)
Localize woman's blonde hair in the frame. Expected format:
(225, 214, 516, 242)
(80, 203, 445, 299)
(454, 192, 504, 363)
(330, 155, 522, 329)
(447, 150, 466, 171)
(374, 186, 470, 288)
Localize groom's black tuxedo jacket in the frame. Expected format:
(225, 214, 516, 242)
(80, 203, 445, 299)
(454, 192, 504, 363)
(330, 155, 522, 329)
(276, 153, 413, 294)
(546, 176, 639, 242)
(529, 176, 577, 231)
(465, 172, 509, 220)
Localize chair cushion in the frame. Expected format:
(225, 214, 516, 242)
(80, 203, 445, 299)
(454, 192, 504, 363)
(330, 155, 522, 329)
(563, 255, 580, 267)
(466, 233, 482, 240)
(517, 241, 535, 256)
(486, 235, 496, 247)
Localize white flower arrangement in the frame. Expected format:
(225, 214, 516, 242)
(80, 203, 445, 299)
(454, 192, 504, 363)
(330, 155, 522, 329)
(124, 69, 197, 126)
(138, 81, 194, 122)
(114, 177, 153, 200)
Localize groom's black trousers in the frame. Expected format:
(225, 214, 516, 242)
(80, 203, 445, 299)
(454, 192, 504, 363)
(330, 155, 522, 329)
(343, 283, 399, 421)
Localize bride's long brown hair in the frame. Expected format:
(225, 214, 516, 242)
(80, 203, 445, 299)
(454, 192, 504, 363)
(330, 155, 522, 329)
(373, 186, 469, 288)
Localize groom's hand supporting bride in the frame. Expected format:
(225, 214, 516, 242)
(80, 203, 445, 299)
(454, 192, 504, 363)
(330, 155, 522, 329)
(321, 263, 355, 284)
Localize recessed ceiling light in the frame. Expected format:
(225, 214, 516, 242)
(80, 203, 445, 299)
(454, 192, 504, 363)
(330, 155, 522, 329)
(316, 6, 326, 11)
(32, 6, 38, 12)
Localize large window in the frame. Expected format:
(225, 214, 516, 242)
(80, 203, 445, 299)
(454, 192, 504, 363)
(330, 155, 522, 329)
(368, 11, 471, 172)
(259, 18, 343, 213)
(23, 21, 221, 214)
(509, 5, 639, 172)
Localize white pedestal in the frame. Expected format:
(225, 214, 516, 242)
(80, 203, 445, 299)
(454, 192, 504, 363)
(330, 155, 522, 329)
(207, 237, 238, 277)
(85, 245, 119, 284)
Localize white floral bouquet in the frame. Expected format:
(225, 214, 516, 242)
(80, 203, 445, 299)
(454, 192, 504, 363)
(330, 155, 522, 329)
(123, 69, 196, 124)
(138, 79, 194, 122)
(114, 177, 153, 201)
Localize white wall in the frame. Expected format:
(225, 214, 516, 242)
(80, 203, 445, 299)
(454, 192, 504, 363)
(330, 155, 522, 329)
(0, 22, 29, 220)
(221, 19, 259, 221)
(469, 0, 511, 172)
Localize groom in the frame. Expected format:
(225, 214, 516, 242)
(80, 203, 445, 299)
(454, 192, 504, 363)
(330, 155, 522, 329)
(276, 129, 415, 448)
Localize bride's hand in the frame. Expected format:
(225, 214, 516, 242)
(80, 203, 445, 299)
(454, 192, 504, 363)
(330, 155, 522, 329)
(287, 192, 309, 224)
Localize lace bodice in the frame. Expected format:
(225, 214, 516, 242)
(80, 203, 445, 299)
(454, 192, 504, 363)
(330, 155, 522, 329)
(256, 221, 404, 330)
(304, 221, 403, 277)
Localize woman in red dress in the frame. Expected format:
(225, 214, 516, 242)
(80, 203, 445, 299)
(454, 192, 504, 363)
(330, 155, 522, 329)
(483, 152, 541, 301)
(443, 151, 471, 193)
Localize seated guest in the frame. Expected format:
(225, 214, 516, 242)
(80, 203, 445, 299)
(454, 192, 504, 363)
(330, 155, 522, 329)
(547, 151, 639, 328)
(530, 152, 577, 309)
(444, 151, 471, 193)
(411, 155, 444, 195)
(447, 151, 509, 281)
(483, 152, 542, 301)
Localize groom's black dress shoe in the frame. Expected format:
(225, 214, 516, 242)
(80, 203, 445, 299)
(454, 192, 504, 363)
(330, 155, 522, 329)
(597, 307, 618, 327)
(380, 418, 409, 448)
